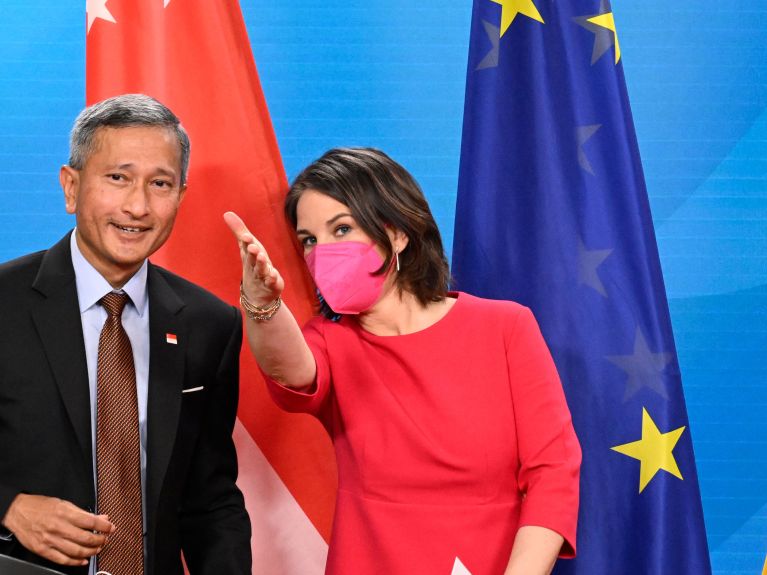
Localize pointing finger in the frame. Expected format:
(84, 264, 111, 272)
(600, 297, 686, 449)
(223, 211, 253, 242)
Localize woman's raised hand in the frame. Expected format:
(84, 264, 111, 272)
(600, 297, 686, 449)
(224, 211, 285, 305)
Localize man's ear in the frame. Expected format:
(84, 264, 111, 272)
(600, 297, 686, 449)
(178, 182, 188, 204)
(60, 165, 79, 215)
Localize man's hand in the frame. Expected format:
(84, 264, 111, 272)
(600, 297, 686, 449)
(1, 493, 115, 566)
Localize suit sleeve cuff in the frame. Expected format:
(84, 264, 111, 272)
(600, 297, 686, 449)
(0, 487, 20, 541)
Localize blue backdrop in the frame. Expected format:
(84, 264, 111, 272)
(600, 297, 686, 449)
(0, 1, 765, 573)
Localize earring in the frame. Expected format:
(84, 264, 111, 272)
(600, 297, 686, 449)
(395, 251, 401, 272)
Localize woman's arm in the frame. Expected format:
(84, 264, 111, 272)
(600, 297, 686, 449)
(504, 526, 564, 575)
(505, 306, 581, 559)
(224, 211, 316, 389)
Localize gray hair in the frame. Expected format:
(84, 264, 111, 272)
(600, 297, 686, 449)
(68, 94, 191, 185)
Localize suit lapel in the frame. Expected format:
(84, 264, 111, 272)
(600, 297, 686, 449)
(30, 233, 93, 478)
(145, 265, 186, 527)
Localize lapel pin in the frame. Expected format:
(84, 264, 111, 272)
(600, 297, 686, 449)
(166, 333, 178, 345)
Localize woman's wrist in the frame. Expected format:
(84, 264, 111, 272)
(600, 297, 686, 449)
(240, 283, 282, 321)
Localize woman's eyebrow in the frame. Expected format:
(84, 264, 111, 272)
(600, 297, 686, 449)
(326, 212, 353, 225)
(296, 212, 353, 236)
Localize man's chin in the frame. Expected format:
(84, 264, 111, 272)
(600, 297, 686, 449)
(108, 246, 155, 272)
(110, 234, 159, 258)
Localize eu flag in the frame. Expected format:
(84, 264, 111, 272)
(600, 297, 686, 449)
(452, 1, 711, 573)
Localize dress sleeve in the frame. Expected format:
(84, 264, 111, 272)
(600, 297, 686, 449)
(506, 305, 581, 558)
(263, 316, 333, 416)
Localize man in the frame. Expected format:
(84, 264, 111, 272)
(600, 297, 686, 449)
(0, 94, 252, 574)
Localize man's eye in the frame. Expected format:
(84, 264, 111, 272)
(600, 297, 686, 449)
(108, 174, 125, 181)
(152, 180, 171, 188)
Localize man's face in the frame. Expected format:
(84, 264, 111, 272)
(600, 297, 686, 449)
(60, 125, 186, 287)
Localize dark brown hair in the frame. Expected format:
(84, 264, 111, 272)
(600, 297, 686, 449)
(286, 148, 450, 314)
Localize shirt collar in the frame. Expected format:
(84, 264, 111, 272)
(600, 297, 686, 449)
(70, 229, 149, 316)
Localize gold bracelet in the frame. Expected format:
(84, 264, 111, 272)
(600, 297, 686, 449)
(240, 284, 282, 321)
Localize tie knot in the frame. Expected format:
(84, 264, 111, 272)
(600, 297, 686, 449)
(100, 292, 130, 317)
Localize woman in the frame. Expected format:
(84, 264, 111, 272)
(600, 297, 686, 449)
(224, 148, 580, 575)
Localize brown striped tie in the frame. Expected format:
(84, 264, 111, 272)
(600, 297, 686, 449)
(96, 292, 144, 575)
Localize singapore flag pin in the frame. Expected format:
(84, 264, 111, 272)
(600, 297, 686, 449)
(166, 333, 178, 345)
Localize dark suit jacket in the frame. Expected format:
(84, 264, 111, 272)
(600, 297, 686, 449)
(0, 233, 252, 574)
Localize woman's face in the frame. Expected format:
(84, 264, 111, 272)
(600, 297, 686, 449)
(295, 189, 376, 256)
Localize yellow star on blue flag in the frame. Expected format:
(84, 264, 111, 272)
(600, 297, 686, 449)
(574, 0, 621, 65)
(612, 408, 685, 493)
(490, 0, 544, 37)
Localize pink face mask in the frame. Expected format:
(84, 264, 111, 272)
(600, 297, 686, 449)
(304, 241, 388, 315)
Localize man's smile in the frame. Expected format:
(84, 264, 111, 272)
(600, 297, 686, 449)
(112, 222, 150, 234)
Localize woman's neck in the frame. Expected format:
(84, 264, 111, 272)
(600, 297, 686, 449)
(357, 289, 455, 336)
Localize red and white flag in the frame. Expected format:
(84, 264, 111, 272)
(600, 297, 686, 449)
(86, 1, 337, 571)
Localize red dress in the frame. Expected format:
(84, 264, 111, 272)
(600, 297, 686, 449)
(266, 292, 580, 574)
